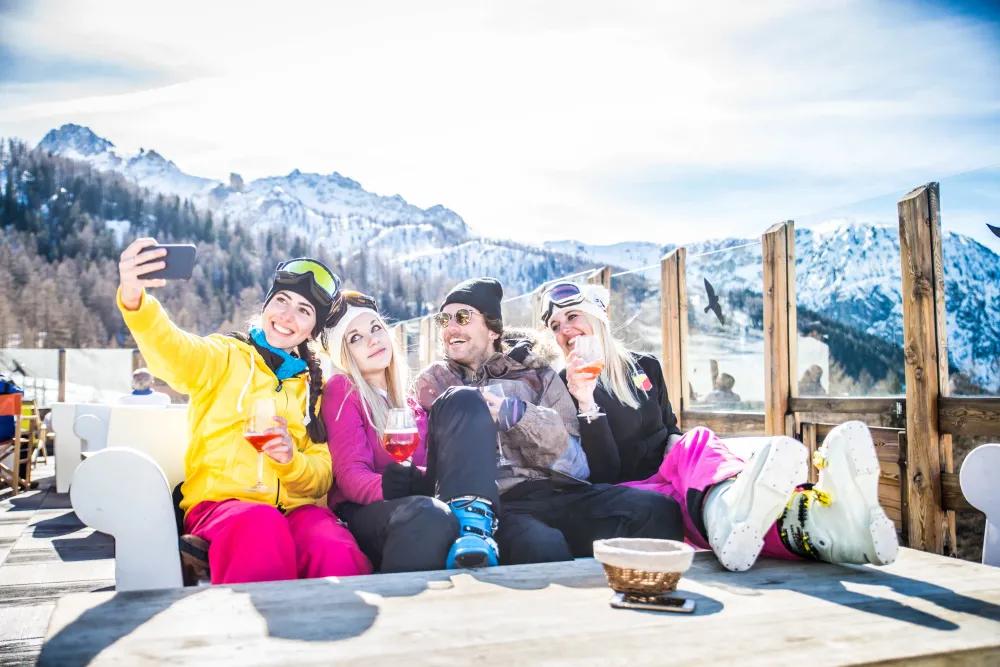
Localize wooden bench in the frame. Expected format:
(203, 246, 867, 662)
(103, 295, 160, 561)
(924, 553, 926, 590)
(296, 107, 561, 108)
(39, 549, 1000, 665)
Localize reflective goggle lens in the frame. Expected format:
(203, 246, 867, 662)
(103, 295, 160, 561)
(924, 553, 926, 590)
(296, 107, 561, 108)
(434, 309, 476, 328)
(545, 283, 583, 304)
(541, 282, 586, 323)
(278, 259, 340, 297)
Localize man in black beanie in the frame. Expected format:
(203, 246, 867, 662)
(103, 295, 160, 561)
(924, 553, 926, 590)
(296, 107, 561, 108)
(387, 276, 684, 566)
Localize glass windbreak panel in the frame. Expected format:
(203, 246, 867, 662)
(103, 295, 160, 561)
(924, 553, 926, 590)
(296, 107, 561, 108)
(685, 241, 765, 411)
(403, 318, 422, 374)
(939, 166, 1000, 396)
(610, 265, 662, 359)
(64, 349, 135, 404)
(0, 348, 60, 407)
(501, 293, 535, 331)
(796, 200, 910, 397)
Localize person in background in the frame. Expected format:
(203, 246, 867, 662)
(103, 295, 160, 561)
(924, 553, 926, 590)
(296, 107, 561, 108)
(322, 290, 502, 571)
(117, 237, 371, 584)
(118, 367, 173, 406)
(541, 281, 898, 571)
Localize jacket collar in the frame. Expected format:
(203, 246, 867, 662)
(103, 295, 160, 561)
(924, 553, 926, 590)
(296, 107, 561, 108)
(447, 351, 529, 384)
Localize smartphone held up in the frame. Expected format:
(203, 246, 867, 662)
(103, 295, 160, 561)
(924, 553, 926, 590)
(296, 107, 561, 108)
(143, 244, 197, 280)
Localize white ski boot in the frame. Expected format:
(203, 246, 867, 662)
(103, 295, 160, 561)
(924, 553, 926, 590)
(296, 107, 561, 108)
(780, 421, 898, 565)
(704, 436, 808, 571)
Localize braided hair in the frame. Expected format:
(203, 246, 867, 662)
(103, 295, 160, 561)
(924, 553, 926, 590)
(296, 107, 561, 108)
(298, 340, 328, 443)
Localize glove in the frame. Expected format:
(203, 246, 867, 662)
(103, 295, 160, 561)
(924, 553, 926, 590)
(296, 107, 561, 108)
(507, 339, 534, 363)
(381, 462, 430, 500)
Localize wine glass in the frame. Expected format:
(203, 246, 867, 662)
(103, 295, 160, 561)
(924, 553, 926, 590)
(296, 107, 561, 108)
(479, 384, 511, 466)
(244, 397, 276, 493)
(572, 335, 606, 419)
(383, 408, 420, 464)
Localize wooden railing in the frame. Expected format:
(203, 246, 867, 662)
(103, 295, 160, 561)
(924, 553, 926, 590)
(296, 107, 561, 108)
(395, 181, 998, 557)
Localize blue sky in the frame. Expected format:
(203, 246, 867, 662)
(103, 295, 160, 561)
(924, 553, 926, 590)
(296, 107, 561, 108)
(1, 0, 998, 248)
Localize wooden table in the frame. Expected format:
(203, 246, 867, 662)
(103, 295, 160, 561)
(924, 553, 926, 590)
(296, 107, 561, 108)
(40, 548, 1000, 666)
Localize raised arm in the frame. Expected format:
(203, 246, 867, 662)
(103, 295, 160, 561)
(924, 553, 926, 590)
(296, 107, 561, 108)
(117, 238, 225, 396)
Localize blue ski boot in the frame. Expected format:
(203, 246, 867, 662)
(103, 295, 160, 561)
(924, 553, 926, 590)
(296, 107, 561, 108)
(446, 496, 499, 568)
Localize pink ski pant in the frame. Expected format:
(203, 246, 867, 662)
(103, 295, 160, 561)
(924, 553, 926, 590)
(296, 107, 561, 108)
(185, 499, 373, 585)
(621, 426, 799, 560)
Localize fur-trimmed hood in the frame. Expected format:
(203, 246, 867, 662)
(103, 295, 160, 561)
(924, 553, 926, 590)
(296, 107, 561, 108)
(501, 326, 562, 369)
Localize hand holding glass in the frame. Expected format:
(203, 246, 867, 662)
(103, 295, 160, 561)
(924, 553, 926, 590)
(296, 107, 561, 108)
(479, 384, 511, 466)
(572, 336, 606, 419)
(244, 397, 276, 493)
(383, 408, 420, 464)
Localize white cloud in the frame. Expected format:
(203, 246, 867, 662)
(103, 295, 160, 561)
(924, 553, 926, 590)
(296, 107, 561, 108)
(1, 0, 997, 245)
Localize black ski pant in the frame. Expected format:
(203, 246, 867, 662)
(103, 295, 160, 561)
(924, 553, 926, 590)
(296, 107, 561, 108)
(495, 479, 684, 565)
(337, 386, 498, 572)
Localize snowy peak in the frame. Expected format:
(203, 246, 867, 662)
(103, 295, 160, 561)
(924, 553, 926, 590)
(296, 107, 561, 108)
(36, 124, 219, 198)
(123, 148, 218, 200)
(38, 123, 115, 158)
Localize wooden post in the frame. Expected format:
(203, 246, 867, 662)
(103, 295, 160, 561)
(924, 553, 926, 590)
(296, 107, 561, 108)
(531, 290, 543, 330)
(762, 221, 796, 436)
(57, 348, 67, 403)
(660, 249, 687, 428)
(898, 182, 949, 554)
(418, 316, 435, 369)
(391, 324, 406, 357)
(587, 266, 611, 290)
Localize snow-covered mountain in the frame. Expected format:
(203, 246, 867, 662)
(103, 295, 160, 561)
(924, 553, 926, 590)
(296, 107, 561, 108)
(38, 124, 218, 200)
(34, 124, 588, 297)
(554, 225, 1000, 393)
(33, 124, 999, 391)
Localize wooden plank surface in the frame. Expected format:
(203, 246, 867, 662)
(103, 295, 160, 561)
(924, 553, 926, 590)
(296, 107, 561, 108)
(41, 550, 1000, 666)
(0, 460, 114, 666)
(938, 397, 1000, 437)
(790, 397, 905, 415)
(898, 183, 948, 553)
(681, 410, 765, 436)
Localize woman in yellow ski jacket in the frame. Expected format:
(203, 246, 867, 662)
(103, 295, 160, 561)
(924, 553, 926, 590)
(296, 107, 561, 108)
(118, 237, 371, 584)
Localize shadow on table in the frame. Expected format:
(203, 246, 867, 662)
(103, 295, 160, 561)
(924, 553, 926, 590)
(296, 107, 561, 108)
(693, 558, 1000, 631)
(40, 559, 725, 663)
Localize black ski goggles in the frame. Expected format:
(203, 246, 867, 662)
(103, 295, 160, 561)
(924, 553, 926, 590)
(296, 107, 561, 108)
(274, 258, 341, 307)
(330, 290, 380, 328)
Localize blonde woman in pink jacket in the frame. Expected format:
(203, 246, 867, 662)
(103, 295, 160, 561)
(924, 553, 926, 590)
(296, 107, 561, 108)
(321, 291, 502, 572)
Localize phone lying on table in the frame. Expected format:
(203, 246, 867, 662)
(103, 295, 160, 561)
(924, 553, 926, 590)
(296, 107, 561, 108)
(610, 592, 696, 613)
(144, 244, 197, 280)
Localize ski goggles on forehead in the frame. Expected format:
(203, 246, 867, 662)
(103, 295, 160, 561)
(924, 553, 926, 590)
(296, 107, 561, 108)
(330, 290, 379, 326)
(540, 282, 587, 324)
(433, 308, 482, 328)
(275, 258, 341, 301)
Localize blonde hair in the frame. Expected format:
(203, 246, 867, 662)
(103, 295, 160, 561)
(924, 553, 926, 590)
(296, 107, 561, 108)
(584, 313, 644, 410)
(335, 314, 410, 437)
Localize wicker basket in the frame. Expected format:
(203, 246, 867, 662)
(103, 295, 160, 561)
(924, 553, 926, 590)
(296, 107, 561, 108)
(593, 538, 694, 595)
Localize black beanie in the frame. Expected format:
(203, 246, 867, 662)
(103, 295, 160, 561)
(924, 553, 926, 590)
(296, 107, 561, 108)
(440, 277, 504, 322)
(263, 275, 335, 338)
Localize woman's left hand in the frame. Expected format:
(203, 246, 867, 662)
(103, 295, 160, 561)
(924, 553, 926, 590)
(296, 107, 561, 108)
(261, 416, 294, 464)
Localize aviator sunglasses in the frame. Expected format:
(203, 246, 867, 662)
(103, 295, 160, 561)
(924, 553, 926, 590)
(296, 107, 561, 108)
(433, 308, 483, 328)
